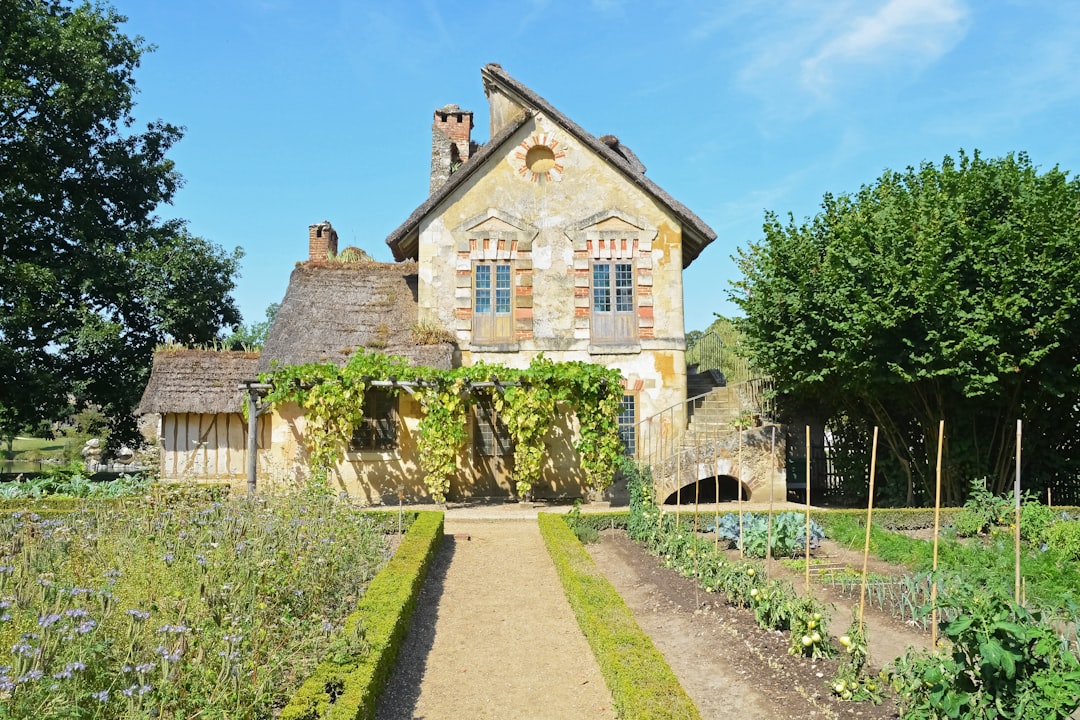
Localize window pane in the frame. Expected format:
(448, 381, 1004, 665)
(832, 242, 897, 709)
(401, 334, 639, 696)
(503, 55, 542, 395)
(592, 264, 611, 312)
(475, 264, 491, 314)
(474, 398, 512, 456)
(495, 264, 511, 314)
(615, 263, 634, 312)
(351, 390, 397, 451)
(618, 395, 636, 455)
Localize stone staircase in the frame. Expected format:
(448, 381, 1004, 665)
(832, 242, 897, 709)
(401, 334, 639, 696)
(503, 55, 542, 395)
(685, 371, 741, 444)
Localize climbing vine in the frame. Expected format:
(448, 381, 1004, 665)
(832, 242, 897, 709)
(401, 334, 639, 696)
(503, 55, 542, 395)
(496, 369, 557, 500)
(563, 362, 624, 493)
(261, 352, 625, 502)
(415, 377, 468, 503)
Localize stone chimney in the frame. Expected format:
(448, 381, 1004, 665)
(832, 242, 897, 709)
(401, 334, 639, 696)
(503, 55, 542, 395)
(308, 221, 338, 261)
(430, 104, 473, 194)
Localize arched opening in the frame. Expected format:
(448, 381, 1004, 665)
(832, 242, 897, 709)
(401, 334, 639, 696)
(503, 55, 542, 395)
(662, 475, 748, 505)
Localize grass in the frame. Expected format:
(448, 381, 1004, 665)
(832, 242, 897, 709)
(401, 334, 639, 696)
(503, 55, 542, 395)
(3, 434, 86, 462)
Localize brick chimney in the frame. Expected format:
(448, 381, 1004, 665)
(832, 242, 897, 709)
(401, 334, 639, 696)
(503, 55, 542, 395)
(430, 104, 473, 194)
(308, 221, 338, 261)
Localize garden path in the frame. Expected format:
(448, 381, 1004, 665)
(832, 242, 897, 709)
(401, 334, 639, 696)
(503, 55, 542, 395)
(376, 517, 616, 720)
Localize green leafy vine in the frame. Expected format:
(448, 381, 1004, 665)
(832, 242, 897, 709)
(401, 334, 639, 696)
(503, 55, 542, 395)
(261, 352, 624, 501)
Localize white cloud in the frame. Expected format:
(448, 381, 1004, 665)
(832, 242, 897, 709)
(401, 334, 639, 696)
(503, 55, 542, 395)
(800, 0, 970, 96)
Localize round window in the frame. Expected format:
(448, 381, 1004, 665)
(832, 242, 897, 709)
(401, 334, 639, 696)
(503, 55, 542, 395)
(525, 144, 556, 173)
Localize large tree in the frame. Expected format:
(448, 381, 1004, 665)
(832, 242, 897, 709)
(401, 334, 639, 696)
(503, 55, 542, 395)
(1, 1, 241, 444)
(733, 151, 1080, 505)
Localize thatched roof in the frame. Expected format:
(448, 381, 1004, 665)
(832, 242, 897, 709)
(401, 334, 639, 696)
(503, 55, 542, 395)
(137, 350, 259, 415)
(387, 63, 717, 268)
(257, 260, 455, 373)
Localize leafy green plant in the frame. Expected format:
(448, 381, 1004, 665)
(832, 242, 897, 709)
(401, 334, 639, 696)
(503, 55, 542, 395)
(788, 595, 832, 659)
(712, 511, 824, 558)
(565, 500, 599, 544)
(281, 511, 443, 720)
(832, 616, 885, 703)
(1048, 519, 1080, 562)
(1020, 500, 1056, 545)
(890, 580, 1080, 719)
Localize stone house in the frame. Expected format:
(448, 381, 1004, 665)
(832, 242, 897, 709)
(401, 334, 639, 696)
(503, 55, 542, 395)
(139, 64, 722, 503)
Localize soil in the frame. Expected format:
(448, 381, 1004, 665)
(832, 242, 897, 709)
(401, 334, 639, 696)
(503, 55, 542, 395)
(585, 530, 929, 719)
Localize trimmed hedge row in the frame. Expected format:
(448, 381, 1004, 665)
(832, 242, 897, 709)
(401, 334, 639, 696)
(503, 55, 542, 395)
(280, 510, 444, 720)
(565, 509, 629, 532)
(538, 512, 701, 720)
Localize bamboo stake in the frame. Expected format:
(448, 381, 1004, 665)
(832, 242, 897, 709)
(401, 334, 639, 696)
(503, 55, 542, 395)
(931, 420, 945, 649)
(767, 425, 775, 564)
(859, 426, 879, 624)
(1014, 419, 1022, 605)
(658, 411, 666, 532)
(694, 455, 701, 577)
(738, 426, 744, 558)
(805, 424, 812, 594)
(676, 415, 682, 527)
(714, 434, 720, 551)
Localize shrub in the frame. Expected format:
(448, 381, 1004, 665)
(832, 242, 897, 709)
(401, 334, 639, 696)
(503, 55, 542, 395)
(565, 499, 600, 544)
(1020, 501, 1056, 545)
(539, 512, 701, 720)
(1048, 519, 1080, 561)
(281, 511, 443, 720)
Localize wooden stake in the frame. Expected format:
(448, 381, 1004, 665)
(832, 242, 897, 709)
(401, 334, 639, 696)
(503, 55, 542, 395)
(694, 456, 701, 577)
(714, 436, 720, 551)
(931, 420, 944, 649)
(738, 427, 744, 558)
(767, 425, 775, 564)
(805, 424, 812, 595)
(859, 426, 879, 624)
(1015, 419, 1022, 605)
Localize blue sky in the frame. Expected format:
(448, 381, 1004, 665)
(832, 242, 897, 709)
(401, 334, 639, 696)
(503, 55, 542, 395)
(112, 0, 1080, 334)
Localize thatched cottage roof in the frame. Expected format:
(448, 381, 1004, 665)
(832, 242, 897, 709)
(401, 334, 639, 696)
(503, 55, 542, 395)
(137, 350, 259, 415)
(386, 63, 717, 267)
(257, 261, 454, 373)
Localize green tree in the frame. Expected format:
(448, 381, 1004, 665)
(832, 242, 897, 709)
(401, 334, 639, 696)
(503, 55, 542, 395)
(733, 151, 1080, 505)
(0, 1, 242, 445)
(226, 303, 280, 350)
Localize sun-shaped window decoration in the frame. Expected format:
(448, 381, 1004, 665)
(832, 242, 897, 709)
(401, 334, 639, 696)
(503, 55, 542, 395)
(513, 133, 566, 183)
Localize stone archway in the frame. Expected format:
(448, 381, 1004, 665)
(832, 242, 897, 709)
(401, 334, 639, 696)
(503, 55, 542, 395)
(661, 474, 750, 505)
(647, 425, 787, 504)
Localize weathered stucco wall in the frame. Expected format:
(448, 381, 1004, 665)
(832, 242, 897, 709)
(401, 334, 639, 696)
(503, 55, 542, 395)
(255, 399, 589, 504)
(416, 113, 688, 424)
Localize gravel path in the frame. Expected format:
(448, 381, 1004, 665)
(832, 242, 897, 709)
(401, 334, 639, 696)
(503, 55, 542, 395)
(377, 518, 616, 720)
